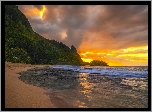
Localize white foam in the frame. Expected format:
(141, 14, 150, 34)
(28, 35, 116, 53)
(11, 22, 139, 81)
(52, 65, 148, 78)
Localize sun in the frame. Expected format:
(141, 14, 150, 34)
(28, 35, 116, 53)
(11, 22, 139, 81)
(40, 5, 46, 19)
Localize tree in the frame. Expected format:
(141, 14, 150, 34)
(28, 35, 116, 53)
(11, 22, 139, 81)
(5, 47, 31, 63)
(90, 60, 109, 66)
(71, 45, 77, 52)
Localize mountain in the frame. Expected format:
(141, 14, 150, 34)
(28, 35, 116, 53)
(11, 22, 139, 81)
(5, 5, 83, 65)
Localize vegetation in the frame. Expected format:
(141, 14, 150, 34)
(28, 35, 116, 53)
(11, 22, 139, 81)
(90, 60, 109, 66)
(5, 5, 83, 65)
(5, 5, 109, 66)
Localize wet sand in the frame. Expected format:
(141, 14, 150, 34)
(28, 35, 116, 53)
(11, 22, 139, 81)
(5, 62, 148, 108)
(5, 62, 56, 108)
(18, 66, 148, 108)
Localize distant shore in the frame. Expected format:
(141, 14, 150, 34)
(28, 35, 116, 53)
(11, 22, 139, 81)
(5, 62, 56, 108)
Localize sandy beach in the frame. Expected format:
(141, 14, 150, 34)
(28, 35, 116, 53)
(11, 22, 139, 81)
(5, 62, 56, 108)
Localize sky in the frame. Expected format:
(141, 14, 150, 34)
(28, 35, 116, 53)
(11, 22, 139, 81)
(18, 5, 148, 66)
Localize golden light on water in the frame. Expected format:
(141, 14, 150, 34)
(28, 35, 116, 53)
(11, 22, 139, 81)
(78, 73, 93, 101)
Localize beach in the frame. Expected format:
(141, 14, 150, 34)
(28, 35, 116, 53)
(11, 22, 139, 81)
(5, 62, 56, 108)
(5, 62, 148, 108)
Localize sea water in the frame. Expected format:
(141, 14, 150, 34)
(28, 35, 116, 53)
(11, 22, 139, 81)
(52, 65, 148, 78)
(47, 65, 148, 108)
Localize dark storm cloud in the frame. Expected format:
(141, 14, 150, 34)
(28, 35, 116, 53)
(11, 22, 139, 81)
(94, 5, 148, 27)
(18, 5, 148, 49)
(31, 5, 89, 47)
(83, 5, 148, 50)
(62, 29, 83, 47)
(94, 5, 148, 38)
(29, 17, 44, 24)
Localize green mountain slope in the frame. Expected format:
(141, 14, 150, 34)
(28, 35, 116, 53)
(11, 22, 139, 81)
(5, 5, 83, 65)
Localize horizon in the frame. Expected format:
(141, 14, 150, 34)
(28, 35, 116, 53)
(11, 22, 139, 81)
(51, 64, 148, 67)
(18, 5, 148, 66)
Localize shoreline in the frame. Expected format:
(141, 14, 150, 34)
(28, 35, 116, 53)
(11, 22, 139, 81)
(5, 62, 56, 108)
(5, 62, 148, 108)
(18, 65, 148, 108)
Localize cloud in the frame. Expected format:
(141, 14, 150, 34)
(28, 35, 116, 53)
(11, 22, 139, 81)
(33, 5, 43, 10)
(18, 5, 148, 50)
(82, 5, 148, 50)
(79, 45, 148, 66)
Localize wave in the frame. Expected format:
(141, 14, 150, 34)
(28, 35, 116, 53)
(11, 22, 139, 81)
(52, 65, 148, 78)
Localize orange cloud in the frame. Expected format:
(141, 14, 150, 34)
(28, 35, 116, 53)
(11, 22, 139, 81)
(78, 46, 148, 66)
(39, 5, 46, 19)
(18, 5, 47, 19)
(18, 5, 148, 66)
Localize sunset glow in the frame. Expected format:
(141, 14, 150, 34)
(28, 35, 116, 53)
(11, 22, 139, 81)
(78, 46, 148, 66)
(18, 5, 148, 66)
(39, 5, 46, 19)
(81, 58, 93, 63)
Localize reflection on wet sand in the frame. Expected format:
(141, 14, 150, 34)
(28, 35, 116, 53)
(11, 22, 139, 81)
(78, 73, 93, 102)
(76, 73, 148, 108)
(19, 67, 148, 108)
(47, 72, 148, 108)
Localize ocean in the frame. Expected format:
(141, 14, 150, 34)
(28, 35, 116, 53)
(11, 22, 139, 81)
(45, 65, 148, 108)
(52, 65, 148, 78)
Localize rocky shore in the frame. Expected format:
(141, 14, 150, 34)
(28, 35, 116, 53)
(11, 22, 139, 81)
(18, 66, 148, 108)
(19, 66, 148, 90)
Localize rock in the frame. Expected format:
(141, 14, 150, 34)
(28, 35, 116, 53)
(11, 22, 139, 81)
(119, 84, 132, 89)
(18, 67, 80, 90)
